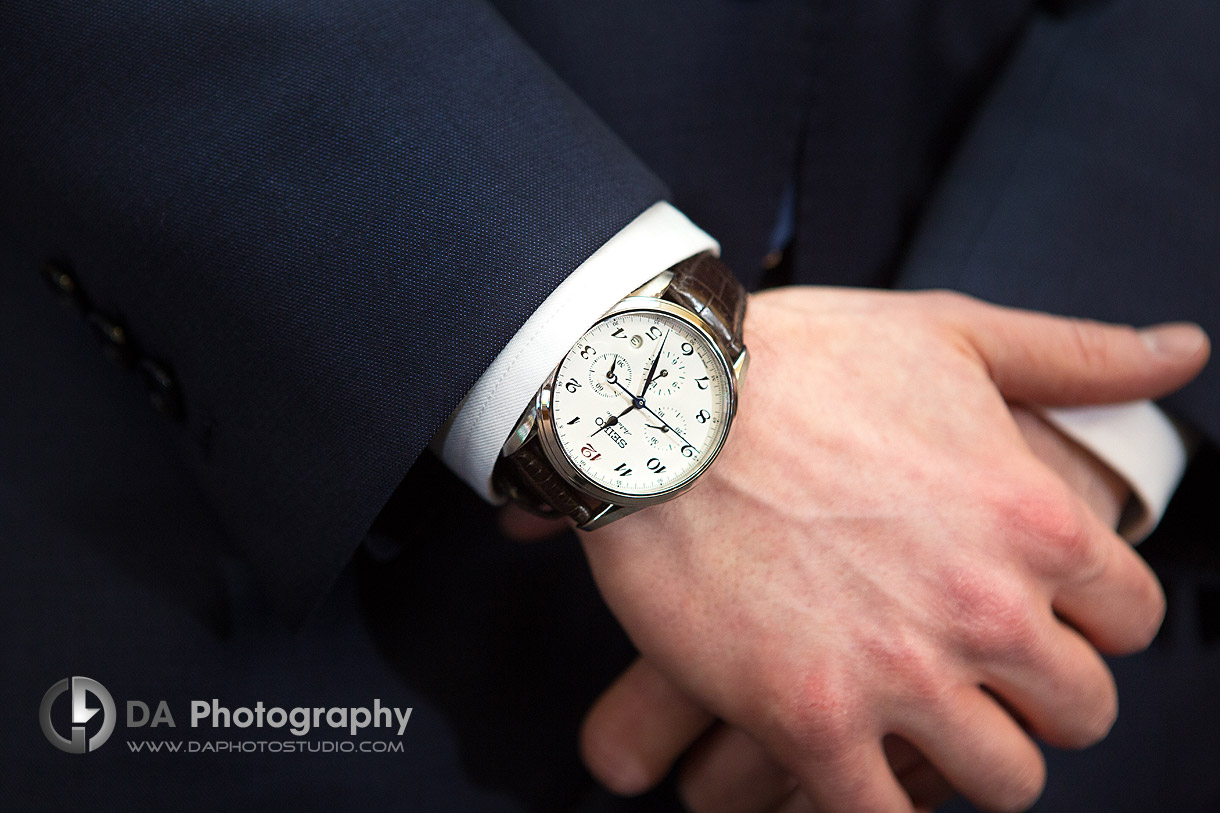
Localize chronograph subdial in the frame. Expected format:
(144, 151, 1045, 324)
(586, 353, 634, 398)
(640, 406, 689, 455)
(644, 350, 691, 398)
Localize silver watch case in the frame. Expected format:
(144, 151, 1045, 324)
(502, 292, 749, 530)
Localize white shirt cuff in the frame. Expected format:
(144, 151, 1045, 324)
(1040, 401, 1191, 543)
(435, 201, 719, 501)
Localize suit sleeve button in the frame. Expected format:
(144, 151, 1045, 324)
(139, 358, 184, 421)
(86, 311, 138, 369)
(40, 260, 89, 310)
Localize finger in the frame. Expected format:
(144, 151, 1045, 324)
(899, 684, 1046, 813)
(774, 789, 944, 813)
(944, 295, 1208, 405)
(788, 737, 916, 813)
(497, 503, 570, 542)
(580, 658, 715, 795)
(678, 729, 948, 813)
(678, 725, 796, 813)
(1009, 405, 1129, 530)
(1034, 502, 1166, 655)
(978, 615, 1119, 750)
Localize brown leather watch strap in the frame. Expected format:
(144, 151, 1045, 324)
(662, 252, 746, 361)
(494, 434, 601, 526)
(494, 252, 747, 526)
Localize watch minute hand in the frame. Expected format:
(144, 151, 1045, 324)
(609, 377, 636, 403)
(638, 329, 669, 397)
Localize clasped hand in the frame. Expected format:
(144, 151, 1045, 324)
(503, 287, 1209, 812)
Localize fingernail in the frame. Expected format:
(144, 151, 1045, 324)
(1140, 323, 1207, 358)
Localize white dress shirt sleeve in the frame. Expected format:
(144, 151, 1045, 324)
(434, 201, 718, 502)
(1040, 402, 1192, 543)
(432, 201, 1193, 533)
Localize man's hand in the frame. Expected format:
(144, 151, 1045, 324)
(571, 287, 1207, 813)
(575, 406, 1137, 813)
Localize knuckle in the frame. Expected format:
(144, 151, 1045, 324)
(920, 289, 964, 309)
(922, 288, 975, 309)
(943, 571, 1041, 662)
(918, 289, 979, 322)
(864, 635, 950, 709)
(1064, 318, 1119, 371)
(769, 671, 859, 761)
(1000, 481, 1102, 580)
(1044, 512, 1101, 581)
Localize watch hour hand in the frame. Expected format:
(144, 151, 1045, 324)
(590, 404, 635, 437)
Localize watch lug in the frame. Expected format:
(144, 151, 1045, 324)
(578, 502, 645, 531)
(628, 270, 675, 300)
(733, 347, 750, 384)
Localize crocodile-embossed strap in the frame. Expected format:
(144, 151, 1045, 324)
(662, 252, 746, 361)
(494, 252, 747, 527)
(494, 434, 601, 526)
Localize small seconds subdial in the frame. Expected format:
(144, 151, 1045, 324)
(587, 353, 634, 398)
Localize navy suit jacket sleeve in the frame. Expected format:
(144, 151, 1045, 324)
(0, 1, 666, 621)
(895, 0, 1220, 443)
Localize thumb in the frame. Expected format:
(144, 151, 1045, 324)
(580, 658, 714, 796)
(949, 298, 1209, 405)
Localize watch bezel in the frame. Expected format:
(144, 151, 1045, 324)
(535, 297, 739, 508)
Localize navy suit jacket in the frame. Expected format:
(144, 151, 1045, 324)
(2, 1, 1218, 810)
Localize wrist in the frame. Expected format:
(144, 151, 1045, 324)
(496, 254, 748, 529)
(435, 202, 718, 500)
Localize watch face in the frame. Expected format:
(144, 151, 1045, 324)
(547, 307, 735, 500)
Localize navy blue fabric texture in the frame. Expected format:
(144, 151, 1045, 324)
(897, 0, 1220, 440)
(0, 0, 666, 621)
(490, 0, 815, 285)
(789, 0, 1033, 290)
(3, 0, 1220, 809)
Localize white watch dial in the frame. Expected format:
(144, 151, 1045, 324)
(549, 309, 734, 499)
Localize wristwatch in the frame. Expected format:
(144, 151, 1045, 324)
(493, 251, 748, 530)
